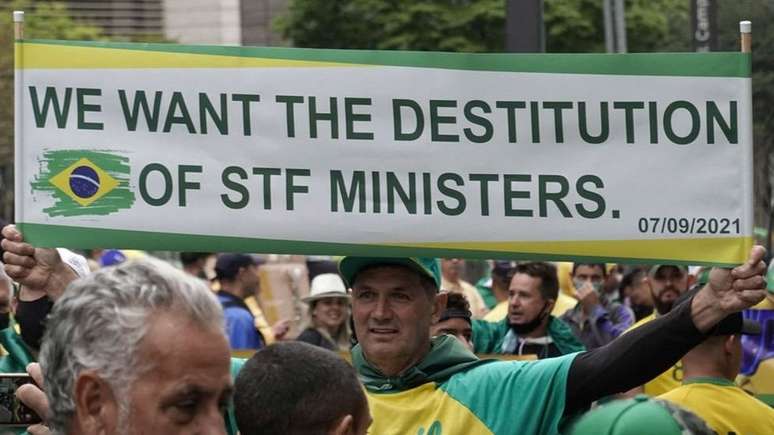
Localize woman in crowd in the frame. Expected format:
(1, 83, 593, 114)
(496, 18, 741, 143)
(296, 273, 352, 351)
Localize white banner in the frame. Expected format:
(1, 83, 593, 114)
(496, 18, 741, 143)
(15, 40, 753, 265)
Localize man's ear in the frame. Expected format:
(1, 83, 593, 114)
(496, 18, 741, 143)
(431, 292, 449, 323)
(330, 414, 354, 435)
(74, 371, 119, 435)
(545, 298, 556, 316)
(723, 334, 737, 355)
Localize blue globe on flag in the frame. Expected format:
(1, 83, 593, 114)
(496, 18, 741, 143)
(68, 165, 100, 199)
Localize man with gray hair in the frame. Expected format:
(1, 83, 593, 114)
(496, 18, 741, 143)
(40, 258, 233, 435)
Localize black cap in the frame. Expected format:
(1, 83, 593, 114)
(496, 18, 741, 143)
(215, 254, 256, 280)
(676, 288, 761, 336)
(492, 260, 517, 279)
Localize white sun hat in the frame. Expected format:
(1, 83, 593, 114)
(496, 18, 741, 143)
(303, 273, 350, 303)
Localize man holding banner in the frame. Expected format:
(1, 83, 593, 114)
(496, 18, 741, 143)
(5, 24, 765, 435)
(338, 253, 766, 434)
(0, 231, 769, 435)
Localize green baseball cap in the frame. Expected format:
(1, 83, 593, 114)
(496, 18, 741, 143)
(338, 257, 441, 290)
(568, 395, 714, 435)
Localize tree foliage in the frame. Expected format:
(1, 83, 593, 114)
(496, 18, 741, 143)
(277, 0, 690, 53)
(716, 0, 774, 234)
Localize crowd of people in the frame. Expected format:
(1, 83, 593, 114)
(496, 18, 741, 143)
(0, 222, 772, 434)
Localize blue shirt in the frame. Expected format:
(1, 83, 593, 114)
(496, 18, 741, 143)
(217, 293, 264, 349)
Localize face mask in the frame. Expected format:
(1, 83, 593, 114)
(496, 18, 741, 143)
(509, 302, 549, 335)
(573, 278, 603, 293)
(16, 295, 54, 350)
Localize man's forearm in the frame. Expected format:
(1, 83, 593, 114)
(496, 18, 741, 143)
(564, 296, 706, 415)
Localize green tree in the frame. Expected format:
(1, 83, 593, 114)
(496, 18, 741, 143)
(276, 0, 506, 52)
(277, 0, 690, 53)
(717, 0, 774, 243)
(0, 1, 104, 222)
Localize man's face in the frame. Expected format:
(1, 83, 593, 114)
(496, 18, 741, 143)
(508, 273, 548, 325)
(650, 266, 688, 313)
(571, 265, 605, 293)
(430, 318, 473, 352)
(627, 275, 653, 307)
(124, 311, 232, 435)
(351, 266, 442, 372)
(440, 258, 464, 282)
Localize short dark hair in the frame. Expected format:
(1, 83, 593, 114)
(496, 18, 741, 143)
(571, 263, 607, 278)
(179, 252, 210, 266)
(445, 292, 470, 313)
(620, 267, 647, 290)
(439, 292, 472, 324)
(513, 262, 559, 301)
(234, 342, 366, 435)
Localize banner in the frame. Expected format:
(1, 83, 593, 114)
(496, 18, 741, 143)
(15, 40, 753, 265)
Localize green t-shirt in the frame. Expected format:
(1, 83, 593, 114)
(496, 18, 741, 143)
(355, 336, 577, 435)
(226, 357, 246, 435)
(472, 317, 585, 356)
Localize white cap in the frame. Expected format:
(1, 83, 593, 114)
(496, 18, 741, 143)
(303, 273, 349, 303)
(57, 248, 90, 278)
(12, 11, 24, 23)
(740, 21, 752, 34)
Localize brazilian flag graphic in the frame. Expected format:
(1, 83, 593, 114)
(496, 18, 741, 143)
(31, 150, 135, 217)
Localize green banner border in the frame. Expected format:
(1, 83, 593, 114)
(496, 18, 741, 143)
(21, 39, 751, 78)
(19, 223, 739, 267)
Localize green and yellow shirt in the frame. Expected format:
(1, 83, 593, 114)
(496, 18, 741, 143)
(659, 376, 774, 435)
(353, 336, 577, 435)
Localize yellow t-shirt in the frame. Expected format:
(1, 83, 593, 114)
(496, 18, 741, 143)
(659, 377, 774, 435)
(625, 313, 682, 396)
(552, 292, 578, 317)
(753, 295, 774, 310)
(483, 301, 508, 323)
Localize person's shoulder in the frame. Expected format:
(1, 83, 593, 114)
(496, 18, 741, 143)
(658, 384, 694, 402)
(457, 354, 577, 382)
(224, 306, 254, 323)
(460, 279, 477, 292)
(482, 301, 508, 322)
(625, 312, 655, 333)
(296, 328, 323, 343)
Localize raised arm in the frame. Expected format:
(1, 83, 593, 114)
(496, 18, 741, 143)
(1, 225, 81, 301)
(564, 246, 767, 415)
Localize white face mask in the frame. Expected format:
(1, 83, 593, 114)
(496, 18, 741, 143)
(573, 278, 603, 294)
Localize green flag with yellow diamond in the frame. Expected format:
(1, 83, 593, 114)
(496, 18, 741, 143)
(31, 150, 134, 217)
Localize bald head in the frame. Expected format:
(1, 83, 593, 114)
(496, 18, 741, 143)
(682, 334, 742, 382)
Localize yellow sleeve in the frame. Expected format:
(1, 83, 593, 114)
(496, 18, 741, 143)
(244, 296, 276, 345)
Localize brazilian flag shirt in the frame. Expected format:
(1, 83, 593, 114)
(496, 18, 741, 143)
(659, 377, 774, 435)
(353, 336, 577, 435)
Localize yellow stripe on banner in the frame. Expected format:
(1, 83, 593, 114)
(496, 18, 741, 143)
(15, 43, 359, 69)
(384, 237, 753, 265)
